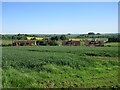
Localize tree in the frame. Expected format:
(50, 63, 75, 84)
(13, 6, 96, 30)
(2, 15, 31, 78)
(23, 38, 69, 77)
(48, 40, 58, 46)
(12, 36, 15, 40)
(51, 36, 59, 41)
(67, 33, 71, 35)
(25, 34, 28, 36)
(88, 32, 95, 35)
(17, 36, 21, 40)
(31, 37, 36, 40)
(96, 33, 101, 35)
(24, 37, 27, 40)
(36, 40, 47, 46)
(54, 36, 59, 40)
(60, 35, 66, 40)
(17, 33, 21, 36)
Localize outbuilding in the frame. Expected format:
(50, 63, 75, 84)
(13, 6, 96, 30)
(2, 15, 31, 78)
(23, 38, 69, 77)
(13, 40, 36, 46)
(62, 40, 80, 46)
(85, 40, 104, 46)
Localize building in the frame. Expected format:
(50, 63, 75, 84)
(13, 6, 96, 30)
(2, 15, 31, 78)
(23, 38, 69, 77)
(13, 40, 36, 46)
(62, 40, 80, 46)
(85, 40, 104, 46)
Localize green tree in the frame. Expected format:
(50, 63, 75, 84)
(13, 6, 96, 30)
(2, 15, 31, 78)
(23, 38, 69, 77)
(96, 33, 101, 35)
(88, 32, 95, 35)
(60, 35, 66, 40)
(48, 40, 58, 46)
(51, 36, 59, 41)
(31, 37, 36, 40)
(36, 40, 47, 46)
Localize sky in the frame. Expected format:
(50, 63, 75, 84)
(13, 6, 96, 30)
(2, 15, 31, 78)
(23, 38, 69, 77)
(2, 2, 118, 34)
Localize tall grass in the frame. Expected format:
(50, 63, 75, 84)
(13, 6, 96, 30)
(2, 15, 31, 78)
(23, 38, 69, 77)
(2, 46, 119, 88)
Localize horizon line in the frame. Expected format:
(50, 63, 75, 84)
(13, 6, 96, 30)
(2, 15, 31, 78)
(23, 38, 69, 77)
(1, 32, 119, 35)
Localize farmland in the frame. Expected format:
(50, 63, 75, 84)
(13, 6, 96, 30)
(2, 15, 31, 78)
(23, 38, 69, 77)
(2, 46, 119, 88)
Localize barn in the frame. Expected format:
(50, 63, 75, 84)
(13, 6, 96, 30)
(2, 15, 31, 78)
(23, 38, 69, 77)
(13, 40, 36, 46)
(62, 40, 80, 46)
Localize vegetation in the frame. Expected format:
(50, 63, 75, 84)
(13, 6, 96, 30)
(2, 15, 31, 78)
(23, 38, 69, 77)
(1, 33, 119, 47)
(104, 42, 120, 47)
(88, 32, 95, 35)
(1, 33, 119, 40)
(108, 37, 120, 42)
(2, 46, 119, 88)
(1, 33, 120, 88)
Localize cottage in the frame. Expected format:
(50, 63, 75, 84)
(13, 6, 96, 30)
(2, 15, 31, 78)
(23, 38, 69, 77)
(13, 40, 36, 46)
(62, 40, 80, 46)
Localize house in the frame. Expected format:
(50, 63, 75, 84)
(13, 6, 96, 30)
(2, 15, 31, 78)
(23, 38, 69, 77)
(13, 40, 36, 46)
(85, 40, 104, 46)
(62, 40, 80, 46)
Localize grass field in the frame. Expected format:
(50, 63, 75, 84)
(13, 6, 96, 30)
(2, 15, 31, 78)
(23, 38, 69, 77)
(104, 42, 120, 47)
(2, 46, 119, 88)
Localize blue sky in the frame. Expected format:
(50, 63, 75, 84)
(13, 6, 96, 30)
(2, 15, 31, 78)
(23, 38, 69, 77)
(2, 2, 118, 34)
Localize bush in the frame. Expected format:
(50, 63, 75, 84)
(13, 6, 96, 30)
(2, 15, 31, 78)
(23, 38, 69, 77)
(36, 40, 47, 46)
(48, 40, 59, 46)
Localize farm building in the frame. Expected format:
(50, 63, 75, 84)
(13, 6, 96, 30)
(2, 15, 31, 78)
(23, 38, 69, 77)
(62, 40, 80, 46)
(85, 40, 104, 46)
(13, 40, 36, 46)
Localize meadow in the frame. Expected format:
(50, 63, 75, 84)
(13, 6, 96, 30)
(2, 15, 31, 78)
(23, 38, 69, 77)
(2, 46, 119, 88)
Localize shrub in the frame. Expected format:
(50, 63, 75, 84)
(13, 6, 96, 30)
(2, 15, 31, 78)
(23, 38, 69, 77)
(48, 40, 59, 46)
(36, 40, 47, 46)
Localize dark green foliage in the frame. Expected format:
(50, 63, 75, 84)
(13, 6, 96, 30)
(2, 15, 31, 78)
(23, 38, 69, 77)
(50, 36, 59, 40)
(88, 32, 95, 35)
(36, 40, 59, 46)
(30, 37, 36, 40)
(48, 40, 59, 46)
(96, 33, 101, 35)
(60, 35, 67, 40)
(108, 37, 120, 42)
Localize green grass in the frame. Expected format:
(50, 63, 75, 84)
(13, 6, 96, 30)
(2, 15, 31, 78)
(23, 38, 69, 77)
(104, 42, 120, 47)
(2, 46, 120, 88)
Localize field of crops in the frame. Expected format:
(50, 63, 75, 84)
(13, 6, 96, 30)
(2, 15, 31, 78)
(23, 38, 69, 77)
(2, 46, 120, 88)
